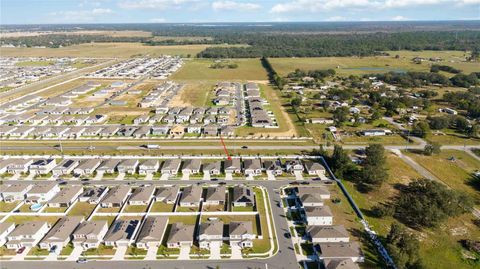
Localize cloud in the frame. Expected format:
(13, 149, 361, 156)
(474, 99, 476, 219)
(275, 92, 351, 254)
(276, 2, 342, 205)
(118, 0, 198, 10)
(270, 0, 478, 13)
(325, 16, 347, 21)
(48, 8, 114, 22)
(150, 18, 166, 22)
(392, 15, 409, 21)
(212, 1, 261, 11)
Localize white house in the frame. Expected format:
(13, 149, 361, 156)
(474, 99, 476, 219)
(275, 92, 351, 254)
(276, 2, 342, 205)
(304, 206, 333, 226)
(6, 221, 50, 249)
(198, 220, 224, 249)
(0, 222, 15, 247)
(25, 182, 60, 204)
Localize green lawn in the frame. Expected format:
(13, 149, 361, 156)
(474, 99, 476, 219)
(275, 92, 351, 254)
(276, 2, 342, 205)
(67, 202, 96, 217)
(28, 247, 49, 256)
(82, 244, 115, 256)
(16, 60, 53, 67)
(168, 216, 198, 225)
(178, 82, 215, 107)
(123, 205, 148, 213)
(91, 216, 116, 226)
(60, 243, 74, 256)
(171, 58, 268, 81)
(97, 207, 121, 213)
(126, 246, 147, 256)
(43, 206, 68, 213)
(231, 205, 255, 212)
(176, 206, 199, 213)
(0, 202, 19, 212)
(5, 216, 60, 225)
(149, 202, 174, 212)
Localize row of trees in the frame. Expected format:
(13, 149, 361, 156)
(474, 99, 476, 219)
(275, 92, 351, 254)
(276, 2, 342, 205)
(1, 34, 149, 48)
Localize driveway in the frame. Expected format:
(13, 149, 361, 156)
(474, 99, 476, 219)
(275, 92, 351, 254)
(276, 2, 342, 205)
(225, 173, 233, 181)
(11, 247, 31, 261)
(44, 251, 58, 261)
(144, 246, 157, 260)
(159, 174, 169, 181)
(294, 170, 304, 180)
(145, 173, 154, 181)
(115, 172, 125, 181)
(203, 172, 210, 181)
(181, 172, 190, 181)
(9, 174, 20, 180)
(178, 245, 191, 260)
(65, 246, 83, 261)
(93, 171, 104, 181)
(209, 241, 221, 260)
(246, 174, 254, 181)
(266, 171, 276, 181)
(230, 244, 242, 259)
(112, 245, 128, 261)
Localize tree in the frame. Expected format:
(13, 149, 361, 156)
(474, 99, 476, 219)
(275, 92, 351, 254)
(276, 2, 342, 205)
(394, 179, 474, 228)
(333, 107, 349, 126)
(412, 121, 430, 138)
(385, 223, 423, 269)
(330, 145, 354, 178)
(467, 124, 479, 138)
(357, 144, 388, 191)
(423, 143, 441, 156)
(290, 97, 302, 109)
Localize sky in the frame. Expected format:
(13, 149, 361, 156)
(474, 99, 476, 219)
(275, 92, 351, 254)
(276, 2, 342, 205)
(1, 0, 479, 24)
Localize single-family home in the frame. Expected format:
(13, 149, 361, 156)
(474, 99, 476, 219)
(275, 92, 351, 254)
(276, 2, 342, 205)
(96, 159, 121, 174)
(304, 206, 333, 226)
(1, 184, 32, 202)
(229, 221, 255, 248)
(39, 217, 84, 250)
(128, 186, 155, 205)
(166, 223, 194, 248)
(304, 161, 326, 176)
(0, 222, 15, 247)
(243, 159, 262, 176)
(161, 159, 181, 175)
(306, 225, 350, 243)
(154, 186, 179, 204)
(72, 220, 109, 249)
(181, 159, 201, 175)
(135, 216, 168, 249)
(73, 159, 102, 176)
(314, 242, 364, 263)
(52, 159, 79, 176)
(29, 159, 57, 175)
(198, 220, 224, 249)
(139, 160, 159, 175)
(104, 219, 140, 247)
(204, 186, 226, 205)
(47, 185, 83, 208)
(100, 185, 130, 208)
(6, 221, 50, 249)
(179, 185, 203, 207)
(117, 159, 139, 175)
(285, 160, 304, 174)
(78, 187, 108, 204)
(25, 182, 60, 204)
(7, 159, 33, 174)
(224, 159, 242, 174)
(232, 185, 255, 207)
(151, 126, 170, 136)
(263, 160, 283, 176)
(202, 161, 222, 175)
(323, 259, 361, 269)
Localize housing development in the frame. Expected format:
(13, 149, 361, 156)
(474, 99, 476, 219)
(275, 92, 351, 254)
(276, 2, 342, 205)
(0, 15, 479, 269)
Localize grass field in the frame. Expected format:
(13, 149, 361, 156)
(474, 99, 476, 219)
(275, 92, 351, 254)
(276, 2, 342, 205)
(15, 60, 53, 67)
(6, 216, 60, 225)
(123, 205, 148, 213)
(176, 82, 215, 107)
(269, 51, 479, 77)
(1, 42, 239, 58)
(67, 202, 96, 217)
(171, 58, 268, 81)
(149, 202, 175, 212)
(0, 202, 19, 212)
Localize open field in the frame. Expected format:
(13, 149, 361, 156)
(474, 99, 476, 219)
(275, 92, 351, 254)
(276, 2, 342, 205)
(0, 42, 239, 58)
(405, 150, 480, 203)
(171, 58, 268, 81)
(170, 82, 215, 107)
(269, 51, 479, 77)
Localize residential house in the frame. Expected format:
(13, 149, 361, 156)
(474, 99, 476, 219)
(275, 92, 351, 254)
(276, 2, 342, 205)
(117, 159, 139, 174)
(306, 225, 350, 243)
(314, 242, 364, 263)
(47, 185, 83, 208)
(0, 222, 15, 247)
(98, 126, 119, 137)
(170, 125, 184, 136)
(304, 206, 333, 226)
(323, 259, 361, 269)
(304, 161, 326, 176)
(179, 185, 203, 207)
(154, 186, 179, 204)
(104, 219, 140, 247)
(6, 221, 50, 249)
(78, 187, 108, 204)
(151, 126, 170, 136)
(135, 216, 168, 249)
(72, 220, 109, 249)
(229, 221, 255, 248)
(198, 220, 224, 249)
(202, 161, 222, 175)
(138, 160, 159, 175)
(263, 160, 283, 176)
(97, 159, 121, 174)
(1, 184, 32, 202)
(39, 217, 84, 250)
(285, 160, 304, 174)
(52, 159, 79, 176)
(204, 186, 226, 205)
(29, 159, 57, 175)
(243, 159, 262, 176)
(181, 159, 201, 175)
(232, 185, 255, 207)
(224, 158, 242, 174)
(73, 159, 102, 176)
(25, 182, 60, 203)
(100, 185, 130, 208)
(203, 125, 218, 136)
(128, 186, 155, 205)
(161, 159, 181, 175)
(359, 129, 392, 136)
(166, 223, 194, 248)
(7, 159, 33, 174)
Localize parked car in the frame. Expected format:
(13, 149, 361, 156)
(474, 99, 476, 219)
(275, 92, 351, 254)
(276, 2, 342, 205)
(241, 146, 248, 149)
(17, 247, 26, 254)
(300, 182, 310, 185)
(76, 258, 88, 264)
(49, 245, 57, 253)
(218, 182, 227, 185)
(284, 232, 291, 239)
(290, 182, 300, 185)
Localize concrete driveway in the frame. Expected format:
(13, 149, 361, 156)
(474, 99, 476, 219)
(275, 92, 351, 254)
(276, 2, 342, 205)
(115, 172, 125, 181)
(145, 173, 154, 181)
(45, 251, 58, 261)
(178, 245, 191, 260)
(144, 246, 157, 260)
(65, 246, 83, 261)
(11, 247, 31, 261)
(203, 172, 210, 181)
(209, 241, 221, 260)
(225, 173, 233, 181)
(159, 174, 169, 181)
(9, 174, 20, 180)
(93, 171, 104, 181)
(294, 170, 304, 180)
(246, 174, 254, 181)
(230, 244, 242, 259)
(266, 171, 276, 181)
(112, 245, 128, 261)
(181, 172, 190, 181)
